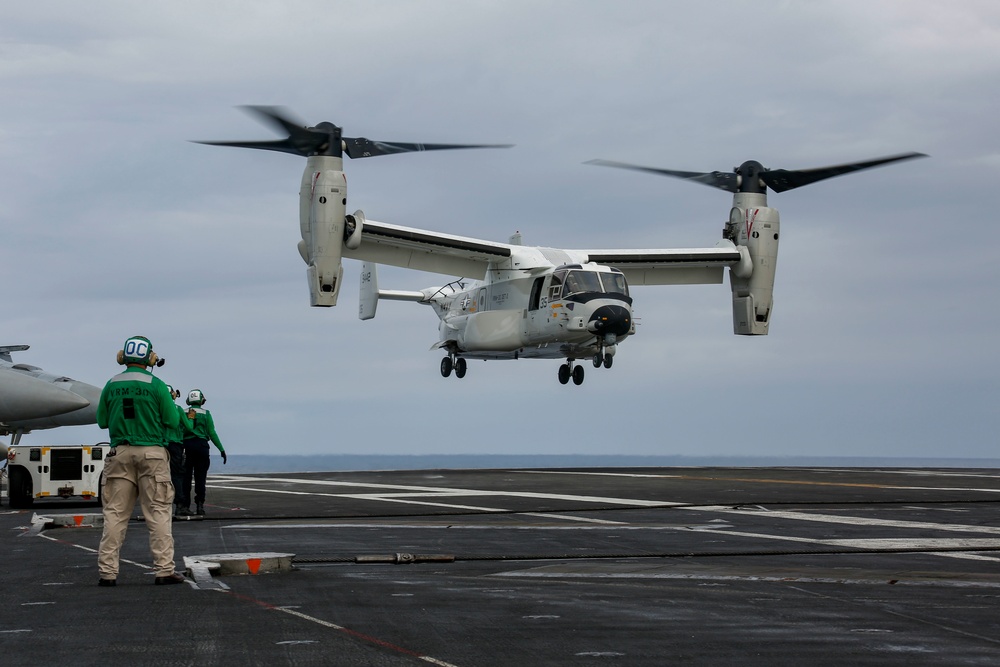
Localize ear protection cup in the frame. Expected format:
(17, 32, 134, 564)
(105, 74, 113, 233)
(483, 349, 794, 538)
(117, 350, 126, 365)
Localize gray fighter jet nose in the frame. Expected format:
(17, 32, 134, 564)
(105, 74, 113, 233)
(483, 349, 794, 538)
(0, 373, 90, 421)
(587, 305, 631, 336)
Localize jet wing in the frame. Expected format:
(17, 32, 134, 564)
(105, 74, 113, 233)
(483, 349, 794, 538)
(582, 244, 744, 285)
(343, 219, 512, 279)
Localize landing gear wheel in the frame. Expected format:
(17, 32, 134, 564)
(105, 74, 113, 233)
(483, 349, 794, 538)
(558, 363, 571, 385)
(455, 357, 467, 379)
(603, 353, 613, 369)
(440, 356, 453, 378)
(572, 365, 585, 385)
(593, 353, 602, 368)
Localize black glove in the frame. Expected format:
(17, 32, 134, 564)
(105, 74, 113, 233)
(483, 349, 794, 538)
(221, 451, 228, 465)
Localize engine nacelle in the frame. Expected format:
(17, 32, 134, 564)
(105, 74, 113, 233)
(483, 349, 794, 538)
(728, 198, 779, 335)
(299, 156, 348, 307)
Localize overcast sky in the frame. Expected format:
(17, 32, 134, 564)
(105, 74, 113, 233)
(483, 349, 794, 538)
(2, 1, 997, 460)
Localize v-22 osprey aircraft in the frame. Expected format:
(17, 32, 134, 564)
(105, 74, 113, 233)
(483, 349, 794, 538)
(198, 107, 925, 385)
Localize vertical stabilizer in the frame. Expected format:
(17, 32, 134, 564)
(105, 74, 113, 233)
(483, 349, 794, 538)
(359, 262, 379, 320)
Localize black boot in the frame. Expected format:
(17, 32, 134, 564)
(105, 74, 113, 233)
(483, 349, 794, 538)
(195, 503, 205, 516)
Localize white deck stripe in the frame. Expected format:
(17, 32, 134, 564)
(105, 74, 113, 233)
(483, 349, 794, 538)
(513, 469, 1000, 493)
(692, 506, 1000, 535)
(209, 484, 636, 523)
(274, 605, 461, 667)
(207, 476, 677, 507)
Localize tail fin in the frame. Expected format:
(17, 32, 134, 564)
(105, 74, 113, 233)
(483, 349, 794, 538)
(359, 262, 433, 320)
(0, 345, 30, 362)
(359, 262, 379, 320)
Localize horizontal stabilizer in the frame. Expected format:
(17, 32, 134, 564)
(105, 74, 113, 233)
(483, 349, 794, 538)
(359, 263, 426, 320)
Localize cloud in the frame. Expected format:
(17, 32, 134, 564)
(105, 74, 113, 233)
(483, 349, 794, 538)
(2, 1, 997, 459)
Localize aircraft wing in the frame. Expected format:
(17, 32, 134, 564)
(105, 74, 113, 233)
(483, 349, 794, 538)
(581, 244, 744, 285)
(343, 219, 513, 279)
(342, 218, 743, 285)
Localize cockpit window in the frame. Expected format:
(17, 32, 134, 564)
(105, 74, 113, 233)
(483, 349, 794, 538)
(549, 267, 631, 301)
(548, 271, 565, 300)
(599, 271, 629, 296)
(563, 271, 603, 296)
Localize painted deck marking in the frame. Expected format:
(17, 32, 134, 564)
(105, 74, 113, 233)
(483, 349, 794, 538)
(209, 473, 1000, 564)
(266, 603, 461, 666)
(516, 469, 1000, 494)
(208, 475, 677, 506)
(692, 506, 1000, 535)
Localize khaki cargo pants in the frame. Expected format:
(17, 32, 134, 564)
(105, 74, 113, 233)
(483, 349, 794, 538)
(98, 445, 176, 579)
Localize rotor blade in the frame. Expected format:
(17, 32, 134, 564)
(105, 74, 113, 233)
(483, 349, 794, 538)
(191, 139, 308, 156)
(761, 152, 928, 193)
(344, 138, 513, 159)
(239, 105, 309, 136)
(196, 106, 511, 159)
(193, 106, 333, 157)
(585, 159, 738, 192)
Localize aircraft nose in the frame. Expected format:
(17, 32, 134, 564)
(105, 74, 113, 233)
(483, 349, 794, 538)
(587, 304, 632, 336)
(0, 374, 90, 421)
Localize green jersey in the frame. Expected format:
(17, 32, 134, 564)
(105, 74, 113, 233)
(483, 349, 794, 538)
(165, 404, 192, 444)
(183, 407, 225, 453)
(96, 367, 178, 447)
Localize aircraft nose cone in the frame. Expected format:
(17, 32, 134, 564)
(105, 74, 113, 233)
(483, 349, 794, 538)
(0, 373, 90, 421)
(587, 305, 632, 336)
(52, 380, 100, 425)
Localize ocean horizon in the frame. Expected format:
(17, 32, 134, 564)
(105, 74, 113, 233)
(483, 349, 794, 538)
(215, 454, 1000, 474)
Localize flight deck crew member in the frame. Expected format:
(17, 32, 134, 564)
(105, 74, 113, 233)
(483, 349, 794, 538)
(96, 336, 185, 586)
(179, 389, 226, 517)
(164, 385, 192, 518)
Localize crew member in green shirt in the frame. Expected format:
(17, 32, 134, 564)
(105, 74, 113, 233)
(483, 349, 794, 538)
(96, 335, 185, 586)
(179, 388, 227, 517)
(164, 385, 192, 518)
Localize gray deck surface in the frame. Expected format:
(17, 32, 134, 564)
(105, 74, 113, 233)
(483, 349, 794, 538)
(3, 466, 1000, 665)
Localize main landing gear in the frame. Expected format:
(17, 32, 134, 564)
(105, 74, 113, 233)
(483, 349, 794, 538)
(440, 354, 467, 379)
(558, 360, 585, 386)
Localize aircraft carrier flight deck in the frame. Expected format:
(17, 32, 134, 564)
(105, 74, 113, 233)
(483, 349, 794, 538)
(3, 466, 1000, 666)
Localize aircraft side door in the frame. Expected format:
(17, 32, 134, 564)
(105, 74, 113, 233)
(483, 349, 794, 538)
(522, 276, 547, 344)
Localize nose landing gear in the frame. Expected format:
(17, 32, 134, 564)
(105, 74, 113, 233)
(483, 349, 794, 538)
(592, 352, 613, 369)
(591, 335, 617, 369)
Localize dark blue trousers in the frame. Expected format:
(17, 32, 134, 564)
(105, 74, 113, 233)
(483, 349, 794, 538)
(167, 441, 186, 506)
(182, 438, 211, 506)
